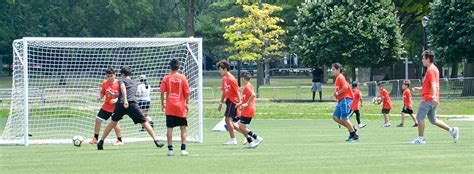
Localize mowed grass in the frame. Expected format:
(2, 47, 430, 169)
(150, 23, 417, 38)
(0, 118, 473, 174)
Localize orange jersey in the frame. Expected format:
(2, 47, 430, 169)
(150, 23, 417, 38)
(351, 88, 362, 110)
(100, 80, 120, 113)
(334, 74, 353, 101)
(422, 65, 440, 102)
(403, 88, 412, 109)
(221, 75, 240, 104)
(240, 83, 256, 118)
(160, 73, 191, 118)
(380, 88, 392, 109)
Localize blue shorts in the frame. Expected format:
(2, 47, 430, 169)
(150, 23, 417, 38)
(333, 98, 352, 120)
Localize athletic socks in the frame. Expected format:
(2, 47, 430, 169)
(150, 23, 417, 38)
(154, 140, 164, 148)
(246, 137, 253, 143)
(168, 145, 173, 151)
(248, 131, 258, 139)
(117, 137, 122, 142)
(181, 144, 186, 151)
(94, 134, 99, 140)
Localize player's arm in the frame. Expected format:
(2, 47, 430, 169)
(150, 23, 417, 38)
(97, 85, 105, 102)
(242, 90, 255, 109)
(218, 92, 224, 112)
(412, 87, 422, 93)
(359, 93, 363, 107)
(334, 85, 348, 96)
(431, 82, 438, 105)
(120, 83, 128, 108)
(160, 92, 165, 112)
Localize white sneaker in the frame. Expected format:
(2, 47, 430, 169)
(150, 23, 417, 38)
(112, 140, 124, 146)
(254, 136, 263, 146)
(245, 142, 257, 148)
(181, 150, 189, 156)
(223, 139, 237, 145)
(410, 137, 426, 144)
(382, 123, 391, 127)
(449, 127, 459, 143)
(359, 123, 366, 128)
(167, 150, 174, 156)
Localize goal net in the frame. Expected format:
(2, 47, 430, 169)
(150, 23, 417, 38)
(1, 37, 203, 145)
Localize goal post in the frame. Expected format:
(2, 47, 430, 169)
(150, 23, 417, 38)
(1, 37, 203, 146)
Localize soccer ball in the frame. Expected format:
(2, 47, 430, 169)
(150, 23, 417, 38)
(372, 97, 382, 105)
(72, 135, 85, 147)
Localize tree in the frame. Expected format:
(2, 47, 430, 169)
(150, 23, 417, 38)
(221, 3, 286, 86)
(293, 1, 403, 81)
(185, 0, 195, 37)
(427, 0, 473, 78)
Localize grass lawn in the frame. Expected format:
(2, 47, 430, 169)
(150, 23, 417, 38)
(0, 118, 472, 174)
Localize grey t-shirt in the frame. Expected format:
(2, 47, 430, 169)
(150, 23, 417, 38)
(118, 78, 137, 103)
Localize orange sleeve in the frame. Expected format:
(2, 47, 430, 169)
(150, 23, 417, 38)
(159, 77, 167, 93)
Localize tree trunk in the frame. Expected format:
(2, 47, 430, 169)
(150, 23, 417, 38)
(256, 60, 264, 98)
(461, 63, 474, 96)
(184, 0, 194, 37)
(368, 68, 376, 97)
(451, 61, 458, 78)
(435, 63, 444, 78)
(351, 67, 356, 82)
(264, 59, 270, 85)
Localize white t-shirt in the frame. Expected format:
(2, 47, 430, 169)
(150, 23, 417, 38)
(137, 83, 151, 101)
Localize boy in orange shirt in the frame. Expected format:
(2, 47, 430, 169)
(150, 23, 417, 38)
(378, 82, 392, 127)
(350, 82, 365, 129)
(216, 60, 242, 145)
(397, 80, 418, 127)
(90, 67, 123, 146)
(160, 59, 191, 156)
(237, 72, 263, 148)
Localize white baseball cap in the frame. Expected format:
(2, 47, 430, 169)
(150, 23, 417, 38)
(139, 75, 147, 80)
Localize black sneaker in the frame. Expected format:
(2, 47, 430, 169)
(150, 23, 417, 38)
(351, 134, 359, 141)
(97, 140, 104, 150)
(155, 140, 164, 148)
(139, 127, 145, 132)
(397, 124, 404, 127)
(346, 134, 354, 142)
(412, 124, 418, 127)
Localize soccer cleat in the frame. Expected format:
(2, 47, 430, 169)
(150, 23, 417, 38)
(254, 136, 263, 146)
(181, 150, 189, 156)
(97, 140, 104, 150)
(89, 137, 98, 144)
(381, 123, 391, 127)
(397, 124, 404, 127)
(358, 123, 367, 128)
(350, 134, 359, 142)
(245, 142, 257, 149)
(410, 137, 426, 144)
(449, 127, 459, 143)
(167, 150, 174, 156)
(112, 140, 124, 146)
(412, 124, 418, 127)
(223, 139, 238, 145)
(155, 140, 164, 148)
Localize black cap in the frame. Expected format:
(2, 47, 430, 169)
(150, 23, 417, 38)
(352, 82, 358, 87)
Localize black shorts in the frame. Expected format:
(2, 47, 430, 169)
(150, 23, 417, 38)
(138, 100, 151, 110)
(112, 101, 147, 124)
(97, 109, 113, 121)
(240, 117, 252, 124)
(166, 115, 188, 128)
(401, 105, 414, 114)
(224, 100, 239, 122)
(382, 109, 391, 114)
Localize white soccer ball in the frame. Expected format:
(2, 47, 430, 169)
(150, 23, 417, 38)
(72, 135, 85, 147)
(372, 97, 382, 105)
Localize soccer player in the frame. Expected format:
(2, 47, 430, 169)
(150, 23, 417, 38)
(89, 67, 123, 146)
(137, 74, 154, 131)
(216, 60, 242, 145)
(97, 66, 164, 150)
(237, 72, 263, 148)
(350, 82, 366, 129)
(398, 80, 418, 127)
(160, 59, 191, 156)
(410, 50, 459, 144)
(378, 82, 392, 127)
(331, 63, 358, 142)
(312, 66, 324, 102)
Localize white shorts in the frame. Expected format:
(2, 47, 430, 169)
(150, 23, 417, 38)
(312, 82, 322, 92)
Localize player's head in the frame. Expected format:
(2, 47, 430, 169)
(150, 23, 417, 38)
(331, 63, 343, 76)
(402, 80, 411, 89)
(422, 50, 435, 67)
(105, 67, 116, 81)
(377, 81, 385, 89)
(241, 72, 251, 85)
(352, 81, 358, 89)
(170, 59, 180, 71)
(216, 60, 230, 76)
(120, 66, 132, 78)
(139, 75, 147, 82)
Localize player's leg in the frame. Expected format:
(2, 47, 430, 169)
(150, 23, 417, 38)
(311, 82, 316, 101)
(224, 100, 237, 145)
(398, 112, 405, 127)
(410, 101, 429, 144)
(112, 122, 123, 146)
(317, 82, 322, 101)
(97, 120, 118, 150)
(167, 127, 174, 156)
(427, 106, 459, 142)
(180, 125, 188, 156)
(90, 118, 102, 144)
(128, 102, 163, 148)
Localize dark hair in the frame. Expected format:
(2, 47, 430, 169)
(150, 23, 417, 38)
(170, 59, 179, 71)
(140, 79, 149, 89)
(105, 67, 115, 74)
(352, 81, 358, 88)
(422, 50, 435, 63)
(216, 60, 230, 71)
(241, 72, 251, 81)
(403, 80, 411, 87)
(332, 63, 343, 73)
(377, 81, 385, 86)
(120, 66, 132, 76)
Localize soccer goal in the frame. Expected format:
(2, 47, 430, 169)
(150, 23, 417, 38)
(0, 37, 203, 146)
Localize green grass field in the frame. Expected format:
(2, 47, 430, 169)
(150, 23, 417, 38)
(0, 118, 473, 173)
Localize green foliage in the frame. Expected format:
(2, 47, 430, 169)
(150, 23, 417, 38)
(427, 0, 474, 63)
(221, 3, 286, 61)
(293, 1, 403, 68)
